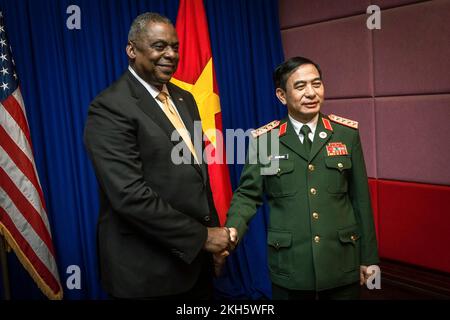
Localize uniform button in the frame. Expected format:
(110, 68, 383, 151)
(350, 235, 357, 241)
(308, 164, 315, 171)
(337, 162, 344, 169)
(277, 168, 281, 174)
(312, 212, 319, 220)
(310, 188, 317, 195)
(274, 241, 280, 249)
(204, 215, 210, 222)
(314, 235, 320, 243)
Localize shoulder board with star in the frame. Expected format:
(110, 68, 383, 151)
(328, 114, 358, 129)
(251, 120, 280, 138)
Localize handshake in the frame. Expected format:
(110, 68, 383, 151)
(204, 227, 239, 277)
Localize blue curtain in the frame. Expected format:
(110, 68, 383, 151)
(0, 0, 284, 299)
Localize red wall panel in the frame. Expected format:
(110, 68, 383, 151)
(377, 180, 450, 273)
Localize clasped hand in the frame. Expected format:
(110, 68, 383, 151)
(204, 227, 238, 276)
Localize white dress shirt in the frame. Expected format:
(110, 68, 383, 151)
(128, 66, 185, 125)
(288, 113, 319, 144)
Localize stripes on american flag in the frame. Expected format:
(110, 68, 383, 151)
(0, 10, 62, 299)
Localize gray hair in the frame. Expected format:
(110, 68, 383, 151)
(128, 12, 172, 43)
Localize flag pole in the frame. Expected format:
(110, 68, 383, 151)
(0, 234, 11, 300)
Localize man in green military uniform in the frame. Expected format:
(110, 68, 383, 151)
(224, 57, 379, 300)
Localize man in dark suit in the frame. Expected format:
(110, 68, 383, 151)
(84, 12, 231, 299)
(224, 57, 379, 299)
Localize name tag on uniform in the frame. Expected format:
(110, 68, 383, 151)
(326, 142, 348, 156)
(269, 154, 289, 161)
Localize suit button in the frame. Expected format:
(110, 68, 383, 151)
(308, 164, 315, 171)
(204, 215, 210, 222)
(312, 212, 319, 220)
(310, 188, 317, 195)
(314, 235, 320, 243)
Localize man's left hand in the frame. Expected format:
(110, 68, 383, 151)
(360, 265, 379, 285)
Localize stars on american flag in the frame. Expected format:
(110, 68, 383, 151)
(0, 11, 18, 99)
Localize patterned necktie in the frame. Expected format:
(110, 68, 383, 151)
(300, 125, 312, 155)
(156, 92, 199, 164)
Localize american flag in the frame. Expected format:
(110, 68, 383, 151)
(0, 10, 62, 299)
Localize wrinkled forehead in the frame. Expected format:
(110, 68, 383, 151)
(141, 22, 178, 43)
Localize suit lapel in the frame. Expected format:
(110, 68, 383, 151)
(128, 72, 175, 143)
(127, 71, 204, 179)
(279, 117, 309, 162)
(310, 113, 333, 162)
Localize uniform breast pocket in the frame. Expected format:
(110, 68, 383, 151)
(263, 159, 298, 197)
(325, 156, 352, 194)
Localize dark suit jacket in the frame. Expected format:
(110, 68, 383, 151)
(84, 70, 219, 298)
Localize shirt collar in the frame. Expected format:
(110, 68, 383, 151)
(128, 65, 169, 98)
(288, 113, 319, 136)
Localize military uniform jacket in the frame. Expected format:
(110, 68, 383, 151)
(226, 113, 379, 291)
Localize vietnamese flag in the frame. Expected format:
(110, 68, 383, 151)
(172, 0, 232, 226)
